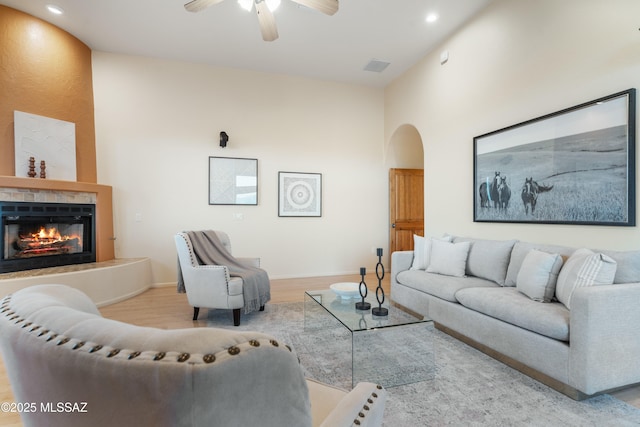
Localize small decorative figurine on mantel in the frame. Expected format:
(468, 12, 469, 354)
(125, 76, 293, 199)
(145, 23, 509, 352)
(28, 157, 36, 178)
(40, 160, 46, 179)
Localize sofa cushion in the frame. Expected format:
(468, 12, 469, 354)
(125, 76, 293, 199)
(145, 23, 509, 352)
(410, 234, 452, 270)
(455, 287, 570, 341)
(505, 242, 576, 287)
(410, 234, 427, 270)
(516, 249, 564, 302)
(453, 237, 517, 286)
(600, 249, 640, 284)
(555, 248, 617, 309)
(426, 240, 471, 277)
(396, 270, 498, 302)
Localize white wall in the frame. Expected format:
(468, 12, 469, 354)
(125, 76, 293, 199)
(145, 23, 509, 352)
(385, 0, 640, 250)
(92, 53, 386, 284)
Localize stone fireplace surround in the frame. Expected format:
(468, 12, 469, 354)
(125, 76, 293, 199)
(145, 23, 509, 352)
(0, 176, 152, 306)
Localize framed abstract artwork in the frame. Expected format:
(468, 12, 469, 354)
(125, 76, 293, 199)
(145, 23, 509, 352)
(278, 172, 322, 217)
(474, 88, 636, 226)
(209, 157, 258, 205)
(14, 111, 77, 181)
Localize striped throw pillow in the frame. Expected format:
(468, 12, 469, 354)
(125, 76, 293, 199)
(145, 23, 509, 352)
(555, 248, 617, 309)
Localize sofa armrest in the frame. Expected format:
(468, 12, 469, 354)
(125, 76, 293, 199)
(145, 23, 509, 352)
(391, 251, 413, 285)
(307, 379, 386, 427)
(569, 282, 640, 394)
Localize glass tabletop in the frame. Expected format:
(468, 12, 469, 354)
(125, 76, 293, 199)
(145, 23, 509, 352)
(304, 288, 430, 333)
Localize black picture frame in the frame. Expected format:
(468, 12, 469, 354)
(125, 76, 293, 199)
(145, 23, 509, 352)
(474, 88, 636, 226)
(208, 157, 258, 205)
(278, 172, 322, 217)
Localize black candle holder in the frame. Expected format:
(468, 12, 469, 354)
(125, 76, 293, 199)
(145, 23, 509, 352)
(372, 248, 388, 317)
(355, 267, 371, 311)
(358, 311, 368, 329)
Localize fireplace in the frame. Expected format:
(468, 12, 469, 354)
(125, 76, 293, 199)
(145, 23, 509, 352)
(0, 201, 96, 273)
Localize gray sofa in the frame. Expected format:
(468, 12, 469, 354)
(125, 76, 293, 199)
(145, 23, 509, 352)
(391, 235, 640, 400)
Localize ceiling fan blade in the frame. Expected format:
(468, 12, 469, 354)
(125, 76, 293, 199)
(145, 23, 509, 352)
(184, 0, 225, 13)
(255, 1, 279, 41)
(290, 0, 338, 15)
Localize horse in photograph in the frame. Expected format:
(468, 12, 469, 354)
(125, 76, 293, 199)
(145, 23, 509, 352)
(497, 175, 511, 210)
(479, 171, 502, 208)
(521, 177, 554, 214)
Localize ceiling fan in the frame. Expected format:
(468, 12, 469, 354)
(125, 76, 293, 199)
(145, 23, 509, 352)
(184, 0, 339, 42)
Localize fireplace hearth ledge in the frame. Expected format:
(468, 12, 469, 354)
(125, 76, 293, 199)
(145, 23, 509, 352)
(0, 258, 152, 307)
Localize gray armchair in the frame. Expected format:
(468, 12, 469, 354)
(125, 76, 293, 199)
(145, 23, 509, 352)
(0, 285, 387, 427)
(175, 231, 266, 325)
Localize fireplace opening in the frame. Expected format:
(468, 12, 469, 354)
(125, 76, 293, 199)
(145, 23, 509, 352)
(1, 202, 96, 273)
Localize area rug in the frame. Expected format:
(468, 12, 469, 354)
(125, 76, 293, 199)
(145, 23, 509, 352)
(205, 302, 640, 426)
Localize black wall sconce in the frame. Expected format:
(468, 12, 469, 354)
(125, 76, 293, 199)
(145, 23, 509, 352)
(220, 131, 229, 148)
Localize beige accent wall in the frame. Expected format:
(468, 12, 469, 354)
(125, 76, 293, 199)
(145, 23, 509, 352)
(0, 6, 114, 262)
(0, 5, 97, 182)
(385, 0, 640, 250)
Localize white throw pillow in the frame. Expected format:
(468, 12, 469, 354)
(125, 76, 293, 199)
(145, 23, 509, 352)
(410, 234, 452, 270)
(426, 240, 471, 277)
(516, 249, 564, 302)
(410, 235, 427, 270)
(555, 248, 617, 309)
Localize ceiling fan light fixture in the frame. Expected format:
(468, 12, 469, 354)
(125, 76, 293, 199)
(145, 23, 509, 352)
(188, 0, 338, 41)
(238, 0, 254, 12)
(265, 0, 281, 12)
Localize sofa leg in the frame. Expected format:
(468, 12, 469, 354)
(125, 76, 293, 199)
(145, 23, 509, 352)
(233, 308, 241, 326)
(192, 307, 200, 321)
(259, 305, 265, 311)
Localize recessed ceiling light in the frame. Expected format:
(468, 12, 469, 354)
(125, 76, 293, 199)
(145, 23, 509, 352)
(426, 13, 438, 23)
(46, 4, 64, 15)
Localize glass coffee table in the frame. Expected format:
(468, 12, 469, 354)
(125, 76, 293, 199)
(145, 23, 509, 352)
(304, 288, 434, 388)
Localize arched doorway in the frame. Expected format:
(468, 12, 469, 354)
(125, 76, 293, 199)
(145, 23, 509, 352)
(386, 124, 424, 169)
(386, 124, 424, 254)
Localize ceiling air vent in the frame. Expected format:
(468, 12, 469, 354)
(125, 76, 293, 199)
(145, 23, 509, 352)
(363, 59, 390, 73)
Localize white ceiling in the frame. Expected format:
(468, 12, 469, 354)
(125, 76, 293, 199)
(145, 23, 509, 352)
(0, 0, 492, 87)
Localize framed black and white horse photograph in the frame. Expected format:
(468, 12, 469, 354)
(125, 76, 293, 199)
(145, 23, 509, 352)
(473, 88, 636, 226)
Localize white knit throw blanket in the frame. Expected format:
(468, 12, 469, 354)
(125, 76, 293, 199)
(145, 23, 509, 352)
(177, 231, 271, 314)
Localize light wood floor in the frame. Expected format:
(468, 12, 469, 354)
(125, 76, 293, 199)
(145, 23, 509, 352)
(1, 274, 639, 426)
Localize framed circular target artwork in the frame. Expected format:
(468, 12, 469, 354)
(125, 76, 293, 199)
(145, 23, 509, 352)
(278, 172, 322, 217)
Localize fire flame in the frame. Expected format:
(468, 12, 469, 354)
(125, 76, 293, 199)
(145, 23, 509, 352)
(13, 226, 83, 257)
(36, 227, 61, 240)
(29, 227, 81, 244)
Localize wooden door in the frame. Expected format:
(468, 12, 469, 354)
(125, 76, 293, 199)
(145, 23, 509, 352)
(389, 168, 424, 254)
